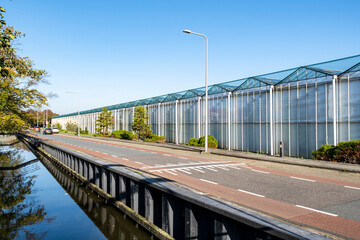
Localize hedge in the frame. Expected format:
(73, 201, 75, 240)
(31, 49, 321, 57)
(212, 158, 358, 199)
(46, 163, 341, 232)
(312, 140, 360, 164)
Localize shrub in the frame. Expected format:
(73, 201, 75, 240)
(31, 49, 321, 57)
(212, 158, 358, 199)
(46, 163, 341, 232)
(186, 138, 199, 146)
(186, 135, 218, 148)
(312, 144, 336, 161)
(111, 130, 136, 140)
(65, 122, 78, 132)
(312, 140, 360, 164)
(144, 134, 165, 143)
(336, 140, 360, 164)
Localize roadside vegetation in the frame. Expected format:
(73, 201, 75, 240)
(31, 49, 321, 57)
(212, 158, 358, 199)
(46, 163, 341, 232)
(186, 135, 218, 148)
(312, 140, 360, 164)
(0, 7, 53, 133)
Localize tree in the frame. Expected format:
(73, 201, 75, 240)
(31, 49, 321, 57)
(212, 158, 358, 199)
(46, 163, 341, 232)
(132, 106, 152, 140)
(0, 7, 48, 133)
(96, 107, 113, 136)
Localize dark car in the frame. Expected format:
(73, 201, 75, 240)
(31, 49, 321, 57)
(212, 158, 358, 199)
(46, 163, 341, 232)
(42, 128, 53, 135)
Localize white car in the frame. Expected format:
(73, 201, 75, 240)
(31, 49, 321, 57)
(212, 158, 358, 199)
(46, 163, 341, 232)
(51, 127, 60, 134)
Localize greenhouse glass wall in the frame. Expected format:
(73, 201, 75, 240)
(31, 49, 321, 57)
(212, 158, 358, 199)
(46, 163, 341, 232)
(53, 55, 360, 158)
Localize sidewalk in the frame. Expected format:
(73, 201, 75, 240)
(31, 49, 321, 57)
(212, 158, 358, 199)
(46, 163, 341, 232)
(61, 133, 360, 174)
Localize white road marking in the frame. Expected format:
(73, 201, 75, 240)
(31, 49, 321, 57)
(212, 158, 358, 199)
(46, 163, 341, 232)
(228, 166, 242, 170)
(251, 169, 270, 174)
(295, 205, 338, 217)
(178, 169, 192, 174)
(164, 170, 177, 175)
(191, 167, 205, 173)
(238, 189, 265, 198)
(102, 152, 109, 155)
(111, 155, 117, 157)
(141, 161, 225, 169)
(344, 186, 360, 190)
(290, 176, 316, 182)
(178, 157, 189, 160)
(204, 167, 218, 172)
(216, 166, 229, 170)
(162, 154, 172, 157)
(122, 158, 129, 161)
(135, 161, 143, 165)
(200, 179, 218, 185)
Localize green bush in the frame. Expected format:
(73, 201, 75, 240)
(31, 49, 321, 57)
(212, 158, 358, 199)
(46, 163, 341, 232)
(187, 138, 199, 146)
(65, 122, 78, 132)
(111, 130, 136, 140)
(336, 140, 360, 164)
(186, 135, 218, 148)
(312, 140, 360, 164)
(312, 144, 336, 161)
(144, 134, 165, 143)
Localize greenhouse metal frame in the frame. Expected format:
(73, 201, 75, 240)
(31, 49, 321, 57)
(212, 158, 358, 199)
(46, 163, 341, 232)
(53, 55, 360, 158)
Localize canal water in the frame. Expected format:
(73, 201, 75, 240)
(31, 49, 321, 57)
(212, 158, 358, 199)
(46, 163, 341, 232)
(0, 141, 154, 240)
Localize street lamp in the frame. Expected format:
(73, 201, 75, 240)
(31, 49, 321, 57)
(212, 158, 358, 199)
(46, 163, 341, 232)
(183, 29, 209, 152)
(66, 91, 80, 137)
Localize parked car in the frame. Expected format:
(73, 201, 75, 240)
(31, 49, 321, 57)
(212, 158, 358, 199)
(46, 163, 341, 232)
(51, 127, 60, 134)
(42, 128, 53, 135)
(34, 126, 41, 132)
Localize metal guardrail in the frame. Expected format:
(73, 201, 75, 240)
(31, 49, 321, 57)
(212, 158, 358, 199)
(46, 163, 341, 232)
(19, 134, 328, 240)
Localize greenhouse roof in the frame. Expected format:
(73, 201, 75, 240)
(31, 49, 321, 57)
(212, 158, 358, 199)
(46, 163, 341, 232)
(54, 54, 360, 119)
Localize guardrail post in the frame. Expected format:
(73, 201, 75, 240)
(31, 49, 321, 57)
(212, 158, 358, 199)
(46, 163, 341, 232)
(130, 180, 139, 213)
(118, 175, 127, 204)
(110, 172, 116, 197)
(101, 168, 108, 193)
(185, 204, 198, 239)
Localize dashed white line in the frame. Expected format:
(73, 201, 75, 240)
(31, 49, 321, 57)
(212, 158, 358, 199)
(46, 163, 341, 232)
(238, 189, 265, 198)
(204, 167, 218, 172)
(344, 186, 360, 190)
(191, 167, 205, 173)
(178, 169, 192, 174)
(122, 158, 129, 161)
(216, 166, 229, 170)
(162, 154, 172, 157)
(200, 179, 218, 185)
(111, 155, 117, 157)
(102, 152, 109, 155)
(251, 169, 270, 174)
(178, 157, 189, 160)
(290, 176, 316, 182)
(164, 170, 177, 175)
(295, 205, 338, 217)
(135, 161, 143, 165)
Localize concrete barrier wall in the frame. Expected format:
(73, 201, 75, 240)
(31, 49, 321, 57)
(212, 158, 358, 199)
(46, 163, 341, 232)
(20, 134, 328, 240)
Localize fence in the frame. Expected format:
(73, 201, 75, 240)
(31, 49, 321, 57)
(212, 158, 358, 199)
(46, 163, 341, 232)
(20, 134, 327, 240)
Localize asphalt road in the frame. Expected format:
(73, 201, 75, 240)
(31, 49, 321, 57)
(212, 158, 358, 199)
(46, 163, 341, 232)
(36, 133, 360, 239)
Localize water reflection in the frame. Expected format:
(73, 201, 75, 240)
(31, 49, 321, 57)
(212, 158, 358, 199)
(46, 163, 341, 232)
(40, 154, 154, 240)
(0, 144, 52, 240)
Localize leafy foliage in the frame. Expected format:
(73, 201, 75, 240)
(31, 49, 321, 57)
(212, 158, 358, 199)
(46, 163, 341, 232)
(65, 121, 78, 132)
(95, 107, 113, 136)
(186, 135, 218, 148)
(0, 7, 49, 133)
(132, 106, 152, 140)
(144, 134, 165, 143)
(312, 140, 360, 164)
(111, 130, 136, 140)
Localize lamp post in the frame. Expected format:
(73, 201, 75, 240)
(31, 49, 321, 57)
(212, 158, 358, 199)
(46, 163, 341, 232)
(183, 29, 208, 152)
(66, 91, 80, 137)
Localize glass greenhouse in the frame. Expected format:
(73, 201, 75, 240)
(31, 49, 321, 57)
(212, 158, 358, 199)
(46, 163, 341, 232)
(53, 55, 360, 158)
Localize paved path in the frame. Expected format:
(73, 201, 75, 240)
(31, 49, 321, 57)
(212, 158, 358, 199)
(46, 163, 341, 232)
(34, 133, 360, 239)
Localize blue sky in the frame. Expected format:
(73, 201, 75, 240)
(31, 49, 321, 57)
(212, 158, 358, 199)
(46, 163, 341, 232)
(2, 0, 360, 114)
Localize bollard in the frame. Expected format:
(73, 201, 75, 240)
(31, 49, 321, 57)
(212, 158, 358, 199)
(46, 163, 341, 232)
(279, 141, 284, 157)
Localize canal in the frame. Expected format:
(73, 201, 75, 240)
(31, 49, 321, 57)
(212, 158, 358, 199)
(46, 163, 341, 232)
(0, 141, 154, 240)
